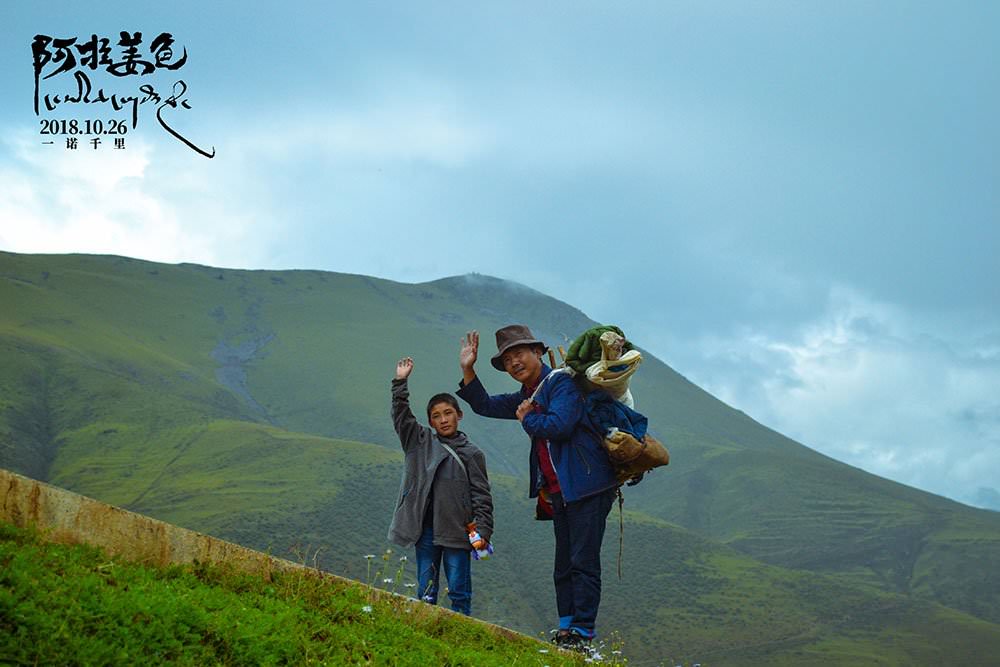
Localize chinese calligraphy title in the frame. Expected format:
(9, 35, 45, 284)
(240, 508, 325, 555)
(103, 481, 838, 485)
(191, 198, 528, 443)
(32, 32, 214, 158)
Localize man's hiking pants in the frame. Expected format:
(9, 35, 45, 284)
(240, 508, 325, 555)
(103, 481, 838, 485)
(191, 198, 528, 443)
(550, 487, 616, 637)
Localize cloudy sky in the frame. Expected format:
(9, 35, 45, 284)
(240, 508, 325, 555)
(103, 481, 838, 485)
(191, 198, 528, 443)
(2, 2, 998, 509)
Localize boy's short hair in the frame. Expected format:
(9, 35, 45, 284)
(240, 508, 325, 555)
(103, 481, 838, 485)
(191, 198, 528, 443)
(426, 393, 462, 419)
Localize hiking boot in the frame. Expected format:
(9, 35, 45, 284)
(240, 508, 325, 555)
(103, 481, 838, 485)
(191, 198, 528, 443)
(554, 629, 591, 652)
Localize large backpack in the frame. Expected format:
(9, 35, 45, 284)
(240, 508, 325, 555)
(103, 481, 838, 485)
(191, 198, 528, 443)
(557, 325, 670, 485)
(557, 325, 670, 579)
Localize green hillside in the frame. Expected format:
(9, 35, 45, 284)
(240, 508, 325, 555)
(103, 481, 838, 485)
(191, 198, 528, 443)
(2, 251, 1000, 664)
(38, 415, 1000, 664)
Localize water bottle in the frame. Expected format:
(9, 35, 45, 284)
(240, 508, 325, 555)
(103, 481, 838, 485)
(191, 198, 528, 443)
(467, 522, 494, 560)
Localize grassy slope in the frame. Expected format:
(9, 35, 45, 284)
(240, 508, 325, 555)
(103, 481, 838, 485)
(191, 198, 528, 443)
(8, 428, 1000, 666)
(2, 251, 1000, 663)
(0, 522, 584, 667)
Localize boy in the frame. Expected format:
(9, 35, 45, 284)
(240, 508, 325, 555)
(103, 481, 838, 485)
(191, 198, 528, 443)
(387, 356, 494, 616)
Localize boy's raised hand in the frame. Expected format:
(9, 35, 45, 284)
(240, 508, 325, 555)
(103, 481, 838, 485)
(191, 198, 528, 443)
(396, 357, 414, 380)
(459, 331, 479, 372)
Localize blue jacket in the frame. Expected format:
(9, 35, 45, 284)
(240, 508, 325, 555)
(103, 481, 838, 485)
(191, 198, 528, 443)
(457, 365, 618, 504)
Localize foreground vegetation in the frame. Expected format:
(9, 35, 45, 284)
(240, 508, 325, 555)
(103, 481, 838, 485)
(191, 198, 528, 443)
(0, 522, 584, 666)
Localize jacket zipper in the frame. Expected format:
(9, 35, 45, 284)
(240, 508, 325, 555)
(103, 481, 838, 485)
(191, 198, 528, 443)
(544, 440, 566, 485)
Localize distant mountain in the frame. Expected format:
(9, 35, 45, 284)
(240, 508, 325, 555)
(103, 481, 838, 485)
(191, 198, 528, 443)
(974, 487, 1000, 512)
(3, 251, 999, 665)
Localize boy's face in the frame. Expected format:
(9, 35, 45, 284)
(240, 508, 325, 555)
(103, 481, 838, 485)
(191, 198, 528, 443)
(501, 344, 544, 386)
(429, 401, 462, 437)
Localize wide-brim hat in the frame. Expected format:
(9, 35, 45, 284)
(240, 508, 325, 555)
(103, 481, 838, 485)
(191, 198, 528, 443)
(490, 324, 549, 371)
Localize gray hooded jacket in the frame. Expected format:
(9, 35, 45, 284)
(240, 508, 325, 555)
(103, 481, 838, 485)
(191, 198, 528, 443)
(387, 378, 494, 549)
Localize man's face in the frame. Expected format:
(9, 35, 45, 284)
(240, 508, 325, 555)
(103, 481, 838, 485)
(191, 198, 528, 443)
(429, 401, 462, 437)
(501, 344, 544, 385)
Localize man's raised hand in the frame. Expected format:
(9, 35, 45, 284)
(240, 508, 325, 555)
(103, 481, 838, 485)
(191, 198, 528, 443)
(396, 357, 414, 380)
(459, 331, 479, 372)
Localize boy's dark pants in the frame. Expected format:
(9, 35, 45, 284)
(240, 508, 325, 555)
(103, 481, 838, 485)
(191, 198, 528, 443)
(550, 488, 616, 637)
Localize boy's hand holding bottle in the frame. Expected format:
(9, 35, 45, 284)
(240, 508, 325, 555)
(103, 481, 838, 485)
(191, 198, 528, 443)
(466, 522, 494, 560)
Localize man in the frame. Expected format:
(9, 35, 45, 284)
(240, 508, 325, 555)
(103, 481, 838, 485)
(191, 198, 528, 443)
(455, 325, 617, 648)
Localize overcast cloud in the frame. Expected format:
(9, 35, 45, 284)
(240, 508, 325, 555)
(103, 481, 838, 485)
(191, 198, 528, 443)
(1, 1, 997, 508)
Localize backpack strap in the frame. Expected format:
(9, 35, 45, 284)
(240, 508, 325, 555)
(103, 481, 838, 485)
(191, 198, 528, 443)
(528, 366, 573, 403)
(438, 441, 476, 527)
(617, 487, 624, 580)
(437, 441, 467, 476)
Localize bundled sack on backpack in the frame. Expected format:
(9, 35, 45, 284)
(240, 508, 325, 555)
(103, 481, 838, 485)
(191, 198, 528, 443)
(565, 325, 635, 374)
(566, 326, 642, 407)
(584, 332, 642, 408)
(583, 389, 669, 484)
(604, 428, 670, 485)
